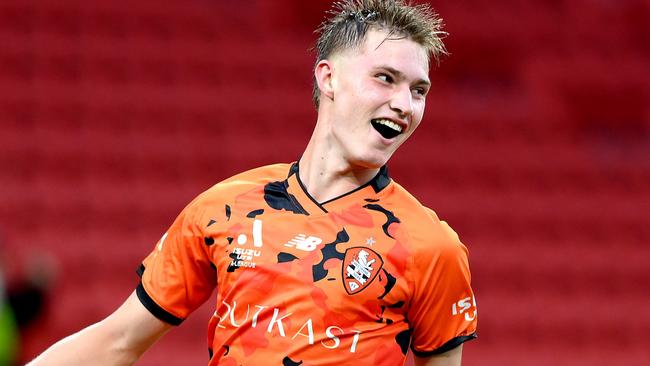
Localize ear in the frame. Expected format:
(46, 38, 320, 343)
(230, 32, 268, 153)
(314, 59, 335, 102)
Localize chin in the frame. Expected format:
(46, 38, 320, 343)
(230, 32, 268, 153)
(349, 152, 391, 169)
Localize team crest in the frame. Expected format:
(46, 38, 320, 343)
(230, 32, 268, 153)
(342, 247, 383, 295)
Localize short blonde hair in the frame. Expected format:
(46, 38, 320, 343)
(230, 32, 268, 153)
(313, 0, 448, 107)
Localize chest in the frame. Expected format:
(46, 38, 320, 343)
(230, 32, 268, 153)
(205, 208, 413, 321)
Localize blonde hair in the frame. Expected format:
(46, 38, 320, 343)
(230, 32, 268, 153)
(313, 0, 447, 107)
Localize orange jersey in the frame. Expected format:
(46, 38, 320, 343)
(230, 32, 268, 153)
(138, 163, 477, 365)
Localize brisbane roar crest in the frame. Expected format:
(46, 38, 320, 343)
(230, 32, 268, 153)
(342, 247, 384, 295)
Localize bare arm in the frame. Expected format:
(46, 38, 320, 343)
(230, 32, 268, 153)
(413, 344, 463, 366)
(27, 291, 172, 366)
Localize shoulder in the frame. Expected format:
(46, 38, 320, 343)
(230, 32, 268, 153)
(181, 163, 292, 219)
(386, 181, 467, 258)
(385, 182, 472, 296)
(196, 163, 290, 202)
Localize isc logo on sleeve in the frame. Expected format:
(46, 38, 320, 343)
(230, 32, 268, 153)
(451, 296, 477, 321)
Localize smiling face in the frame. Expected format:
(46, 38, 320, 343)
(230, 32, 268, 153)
(318, 28, 431, 169)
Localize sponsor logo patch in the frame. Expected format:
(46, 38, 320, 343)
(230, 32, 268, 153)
(342, 247, 383, 295)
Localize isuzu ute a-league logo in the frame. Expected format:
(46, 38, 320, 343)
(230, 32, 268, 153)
(342, 247, 383, 295)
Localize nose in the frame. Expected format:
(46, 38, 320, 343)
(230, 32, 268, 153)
(389, 85, 413, 118)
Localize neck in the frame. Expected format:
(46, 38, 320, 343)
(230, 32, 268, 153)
(299, 120, 380, 203)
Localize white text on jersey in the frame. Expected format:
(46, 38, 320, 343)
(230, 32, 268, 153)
(214, 299, 362, 353)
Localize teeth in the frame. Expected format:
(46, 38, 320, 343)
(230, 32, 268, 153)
(374, 119, 402, 133)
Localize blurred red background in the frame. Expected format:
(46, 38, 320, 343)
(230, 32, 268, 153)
(1, 0, 649, 365)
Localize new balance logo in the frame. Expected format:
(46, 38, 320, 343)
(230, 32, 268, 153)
(284, 234, 322, 252)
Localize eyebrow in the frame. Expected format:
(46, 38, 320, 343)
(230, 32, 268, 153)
(376, 65, 431, 87)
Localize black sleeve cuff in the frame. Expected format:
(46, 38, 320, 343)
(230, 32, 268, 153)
(135, 281, 184, 326)
(411, 333, 477, 357)
(136, 264, 145, 277)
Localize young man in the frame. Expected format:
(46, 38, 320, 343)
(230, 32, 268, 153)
(29, 1, 477, 365)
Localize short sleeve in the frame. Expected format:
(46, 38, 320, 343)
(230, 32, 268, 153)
(408, 221, 477, 356)
(136, 199, 217, 325)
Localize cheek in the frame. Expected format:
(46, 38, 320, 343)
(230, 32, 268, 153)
(339, 80, 370, 108)
(410, 106, 425, 130)
(356, 78, 387, 101)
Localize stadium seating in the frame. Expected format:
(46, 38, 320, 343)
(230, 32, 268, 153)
(1, 1, 648, 365)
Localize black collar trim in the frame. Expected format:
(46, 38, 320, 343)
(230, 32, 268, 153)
(288, 161, 391, 209)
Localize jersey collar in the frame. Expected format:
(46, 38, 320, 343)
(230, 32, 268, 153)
(284, 161, 391, 215)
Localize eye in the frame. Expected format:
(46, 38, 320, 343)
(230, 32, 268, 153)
(376, 73, 394, 83)
(412, 87, 428, 97)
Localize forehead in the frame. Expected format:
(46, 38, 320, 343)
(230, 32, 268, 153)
(337, 29, 430, 79)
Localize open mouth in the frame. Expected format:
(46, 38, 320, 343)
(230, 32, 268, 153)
(371, 119, 403, 140)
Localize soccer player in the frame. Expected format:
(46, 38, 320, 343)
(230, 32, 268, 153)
(29, 1, 477, 365)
